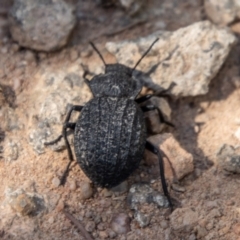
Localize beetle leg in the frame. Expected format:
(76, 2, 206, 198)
(45, 105, 83, 185)
(44, 123, 76, 145)
(141, 105, 175, 128)
(145, 140, 173, 210)
(83, 70, 91, 83)
(135, 83, 176, 103)
(81, 64, 94, 83)
(60, 105, 83, 185)
(135, 94, 153, 104)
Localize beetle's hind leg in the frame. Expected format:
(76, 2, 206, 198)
(141, 104, 175, 128)
(44, 105, 83, 185)
(145, 140, 173, 210)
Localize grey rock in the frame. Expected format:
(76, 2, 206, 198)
(29, 67, 90, 155)
(64, 72, 84, 88)
(1, 107, 23, 131)
(4, 139, 21, 161)
(217, 144, 240, 173)
(111, 213, 131, 234)
(127, 183, 169, 210)
(9, 0, 76, 51)
(134, 211, 151, 227)
(5, 188, 45, 216)
(106, 21, 236, 97)
(29, 123, 53, 154)
(204, 0, 240, 26)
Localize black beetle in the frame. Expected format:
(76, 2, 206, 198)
(45, 39, 173, 208)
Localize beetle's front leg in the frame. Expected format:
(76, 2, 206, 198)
(141, 105, 175, 128)
(145, 140, 173, 210)
(44, 122, 76, 145)
(135, 94, 153, 104)
(45, 105, 83, 185)
(135, 82, 176, 104)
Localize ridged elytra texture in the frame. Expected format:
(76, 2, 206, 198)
(74, 97, 146, 188)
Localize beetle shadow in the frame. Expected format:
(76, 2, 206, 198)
(138, 42, 240, 183)
(170, 42, 240, 181)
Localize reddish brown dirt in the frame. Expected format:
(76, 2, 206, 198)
(1, 1, 240, 240)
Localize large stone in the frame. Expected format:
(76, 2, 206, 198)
(146, 133, 194, 182)
(106, 21, 236, 97)
(217, 144, 240, 174)
(9, 0, 76, 51)
(204, 0, 240, 26)
(28, 64, 92, 154)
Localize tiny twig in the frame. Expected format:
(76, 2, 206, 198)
(62, 209, 93, 240)
(104, 18, 147, 37)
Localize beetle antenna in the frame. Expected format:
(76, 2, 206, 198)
(90, 41, 107, 66)
(132, 38, 159, 74)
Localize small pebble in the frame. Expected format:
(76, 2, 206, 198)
(52, 177, 61, 188)
(134, 211, 151, 228)
(234, 127, 240, 141)
(99, 230, 108, 239)
(196, 226, 208, 238)
(10, 193, 37, 216)
(160, 220, 169, 229)
(94, 214, 102, 225)
(189, 233, 196, 240)
(194, 125, 200, 133)
(111, 213, 131, 234)
(80, 181, 93, 200)
(69, 180, 77, 191)
(85, 209, 93, 218)
(97, 222, 106, 231)
(48, 216, 55, 224)
(85, 221, 96, 232)
(107, 228, 117, 238)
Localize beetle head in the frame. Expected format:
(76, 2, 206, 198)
(87, 39, 159, 99)
(86, 63, 141, 99)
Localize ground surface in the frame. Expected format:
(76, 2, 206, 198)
(1, 0, 240, 239)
